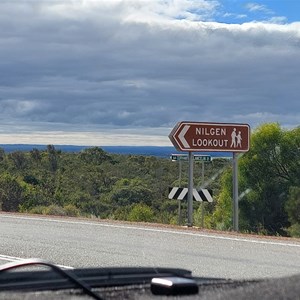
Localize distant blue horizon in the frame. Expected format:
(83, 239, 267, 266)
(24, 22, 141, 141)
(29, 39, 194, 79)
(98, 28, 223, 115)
(0, 144, 231, 158)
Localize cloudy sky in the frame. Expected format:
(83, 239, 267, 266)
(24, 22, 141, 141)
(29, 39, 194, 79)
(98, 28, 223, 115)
(1, 0, 299, 146)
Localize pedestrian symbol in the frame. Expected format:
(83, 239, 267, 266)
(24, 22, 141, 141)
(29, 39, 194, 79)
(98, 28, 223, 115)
(231, 128, 243, 148)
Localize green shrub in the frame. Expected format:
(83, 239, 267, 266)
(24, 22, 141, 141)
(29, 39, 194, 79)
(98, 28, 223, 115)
(127, 203, 155, 222)
(43, 205, 66, 216)
(286, 223, 300, 238)
(111, 206, 131, 221)
(28, 206, 45, 215)
(63, 204, 80, 217)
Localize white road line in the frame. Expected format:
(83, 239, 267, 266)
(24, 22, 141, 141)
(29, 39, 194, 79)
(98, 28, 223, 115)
(0, 254, 24, 262)
(0, 254, 73, 269)
(1, 214, 300, 248)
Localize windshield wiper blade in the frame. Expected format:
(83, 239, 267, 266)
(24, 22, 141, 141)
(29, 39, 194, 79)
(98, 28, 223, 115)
(0, 259, 193, 293)
(0, 258, 103, 300)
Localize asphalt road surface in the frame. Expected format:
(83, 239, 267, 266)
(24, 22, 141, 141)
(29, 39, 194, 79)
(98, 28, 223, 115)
(1, 213, 300, 280)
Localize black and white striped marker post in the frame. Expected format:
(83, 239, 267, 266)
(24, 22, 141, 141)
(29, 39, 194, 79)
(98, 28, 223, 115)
(168, 187, 213, 202)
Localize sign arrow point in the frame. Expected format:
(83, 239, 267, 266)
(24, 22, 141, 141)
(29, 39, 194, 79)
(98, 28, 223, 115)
(178, 125, 190, 148)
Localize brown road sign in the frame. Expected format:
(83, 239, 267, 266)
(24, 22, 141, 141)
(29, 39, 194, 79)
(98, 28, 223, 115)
(169, 121, 250, 152)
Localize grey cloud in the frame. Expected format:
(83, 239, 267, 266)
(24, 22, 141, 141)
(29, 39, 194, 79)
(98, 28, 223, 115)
(0, 1, 299, 143)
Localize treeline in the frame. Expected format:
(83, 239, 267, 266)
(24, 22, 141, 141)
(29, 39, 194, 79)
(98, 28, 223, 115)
(0, 144, 229, 226)
(0, 123, 299, 237)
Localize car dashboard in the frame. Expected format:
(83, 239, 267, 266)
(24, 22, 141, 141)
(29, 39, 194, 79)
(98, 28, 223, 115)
(0, 259, 299, 299)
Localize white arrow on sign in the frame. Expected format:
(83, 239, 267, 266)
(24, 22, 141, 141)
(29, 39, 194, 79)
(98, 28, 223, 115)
(178, 125, 190, 148)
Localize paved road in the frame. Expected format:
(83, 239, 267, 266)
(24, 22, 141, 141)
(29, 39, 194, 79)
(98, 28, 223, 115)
(1, 213, 300, 279)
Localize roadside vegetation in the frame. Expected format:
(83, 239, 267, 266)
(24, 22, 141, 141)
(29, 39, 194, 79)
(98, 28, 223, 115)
(0, 122, 299, 237)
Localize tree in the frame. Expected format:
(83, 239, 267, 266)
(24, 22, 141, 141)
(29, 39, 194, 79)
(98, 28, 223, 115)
(280, 127, 300, 186)
(109, 178, 154, 207)
(30, 148, 42, 163)
(47, 145, 58, 172)
(210, 168, 233, 230)
(210, 123, 300, 235)
(0, 148, 5, 162)
(79, 147, 113, 165)
(285, 187, 300, 237)
(0, 174, 24, 211)
(238, 123, 299, 235)
(8, 151, 27, 170)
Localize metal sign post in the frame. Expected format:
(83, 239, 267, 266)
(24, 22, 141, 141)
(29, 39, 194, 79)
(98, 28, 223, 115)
(233, 152, 239, 231)
(178, 159, 182, 225)
(187, 152, 194, 227)
(201, 160, 205, 228)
